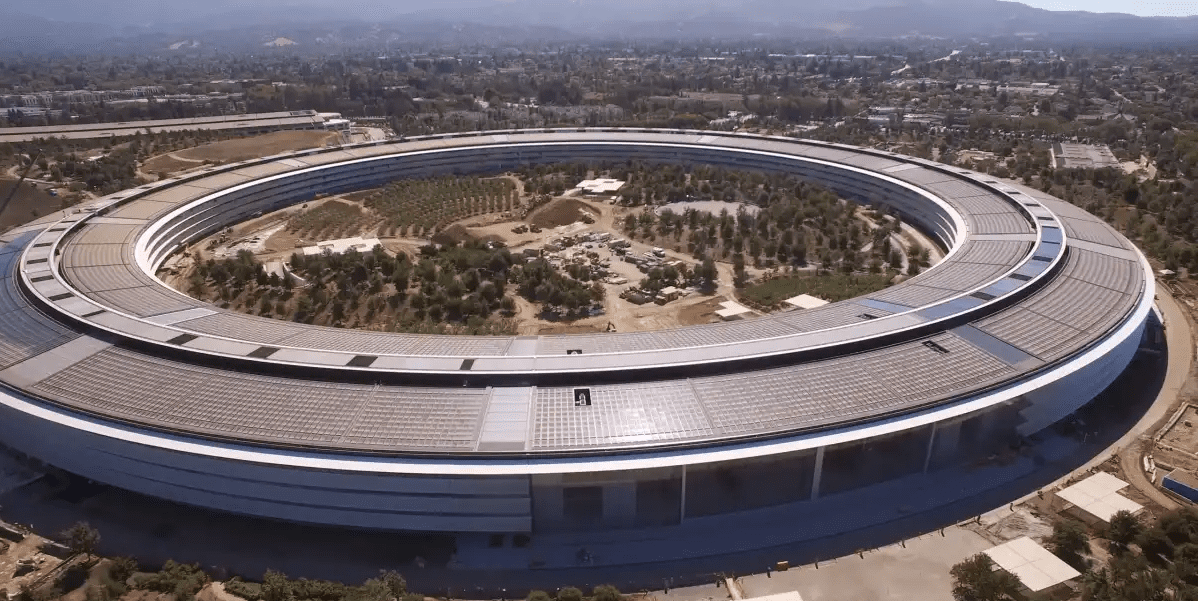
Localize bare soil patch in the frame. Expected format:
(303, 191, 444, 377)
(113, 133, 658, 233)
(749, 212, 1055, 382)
(677, 296, 727, 326)
(0, 178, 67, 229)
(536, 322, 606, 335)
(0, 527, 61, 596)
(263, 228, 304, 254)
(430, 224, 476, 246)
(1159, 404, 1198, 450)
(528, 198, 597, 229)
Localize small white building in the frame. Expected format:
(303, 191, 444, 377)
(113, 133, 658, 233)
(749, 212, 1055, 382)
(1055, 471, 1143, 524)
(574, 178, 625, 195)
(301, 236, 382, 256)
(784, 294, 829, 310)
(716, 300, 754, 321)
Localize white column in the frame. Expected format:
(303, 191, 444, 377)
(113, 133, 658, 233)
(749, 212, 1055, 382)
(923, 423, 940, 473)
(929, 421, 962, 471)
(679, 465, 688, 523)
(811, 446, 826, 501)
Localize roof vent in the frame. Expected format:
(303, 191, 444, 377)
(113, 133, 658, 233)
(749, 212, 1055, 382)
(348, 355, 377, 368)
(922, 340, 950, 354)
(573, 388, 592, 407)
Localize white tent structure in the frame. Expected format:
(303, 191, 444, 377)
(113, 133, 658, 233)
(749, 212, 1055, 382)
(983, 536, 1080, 595)
(1056, 472, 1143, 523)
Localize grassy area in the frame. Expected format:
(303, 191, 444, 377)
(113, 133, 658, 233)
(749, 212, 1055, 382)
(739, 272, 893, 308)
(175, 130, 338, 163)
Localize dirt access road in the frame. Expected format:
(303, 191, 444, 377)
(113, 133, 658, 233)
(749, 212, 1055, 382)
(1115, 284, 1194, 510)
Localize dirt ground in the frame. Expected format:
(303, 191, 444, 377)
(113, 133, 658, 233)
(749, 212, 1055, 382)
(1159, 404, 1198, 450)
(0, 178, 69, 230)
(57, 559, 119, 601)
(0, 526, 63, 598)
(1150, 402, 1198, 481)
(527, 198, 599, 229)
(677, 296, 729, 326)
(142, 130, 340, 176)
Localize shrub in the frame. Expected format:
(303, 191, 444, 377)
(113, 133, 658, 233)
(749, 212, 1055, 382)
(60, 521, 100, 557)
(133, 561, 210, 601)
(949, 554, 1020, 601)
(224, 577, 264, 601)
(97, 557, 138, 599)
(528, 591, 552, 601)
(557, 587, 583, 601)
(592, 585, 621, 601)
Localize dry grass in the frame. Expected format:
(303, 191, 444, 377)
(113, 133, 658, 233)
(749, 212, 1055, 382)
(141, 154, 203, 175)
(176, 130, 339, 163)
(141, 131, 339, 176)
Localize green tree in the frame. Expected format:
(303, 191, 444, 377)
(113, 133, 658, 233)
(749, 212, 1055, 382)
(557, 587, 583, 601)
(949, 554, 1020, 601)
(1107, 510, 1143, 554)
(261, 570, 294, 601)
(1049, 519, 1091, 571)
(698, 256, 717, 289)
(61, 521, 100, 557)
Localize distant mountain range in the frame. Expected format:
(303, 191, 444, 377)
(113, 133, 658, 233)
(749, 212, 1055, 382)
(4, 0, 1198, 53)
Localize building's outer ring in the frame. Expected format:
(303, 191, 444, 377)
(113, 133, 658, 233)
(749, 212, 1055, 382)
(0, 129, 1152, 537)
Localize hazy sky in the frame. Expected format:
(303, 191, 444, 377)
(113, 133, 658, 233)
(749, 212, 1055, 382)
(15, 0, 1198, 25)
(1019, 0, 1198, 16)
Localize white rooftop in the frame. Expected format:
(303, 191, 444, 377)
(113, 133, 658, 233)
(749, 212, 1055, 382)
(1054, 143, 1120, 169)
(1056, 471, 1143, 522)
(716, 300, 754, 319)
(784, 294, 829, 310)
(301, 236, 382, 256)
(575, 178, 626, 194)
(983, 536, 1080, 592)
